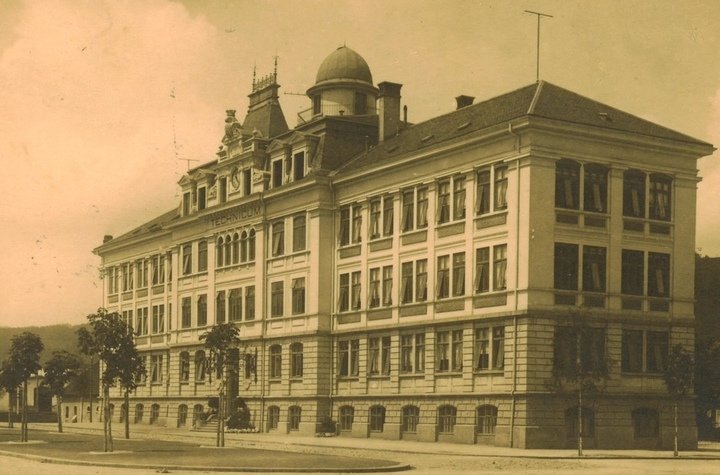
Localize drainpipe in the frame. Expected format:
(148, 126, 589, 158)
(508, 122, 521, 448)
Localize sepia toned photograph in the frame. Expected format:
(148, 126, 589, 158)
(1, 1, 719, 473)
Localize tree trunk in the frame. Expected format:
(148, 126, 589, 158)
(88, 357, 93, 423)
(124, 389, 130, 439)
(578, 385, 583, 457)
(21, 380, 28, 442)
(57, 397, 63, 433)
(674, 402, 679, 457)
(7, 389, 14, 428)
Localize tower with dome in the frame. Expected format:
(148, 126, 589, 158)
(94, 45, 712, 449)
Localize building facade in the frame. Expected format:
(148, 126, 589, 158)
(94, 46, 714, 448)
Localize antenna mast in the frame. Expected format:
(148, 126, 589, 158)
(524, 10, 553, 82)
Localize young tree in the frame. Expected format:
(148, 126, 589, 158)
(116, 335, 146, 439)
(43, 351, 81, 433)
(77, 308, 142, 452)
(200, 322, 240, 447)
(8, 332, 44, 442)
(664, 344, 694, 457)
(0, 359, 23, 428)
(549, 313, 612, 456)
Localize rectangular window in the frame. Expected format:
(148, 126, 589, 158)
(475, 248, 490, 293)
(181, 297, 191, 328)
(369, 268, 380, 308)
(437, 255, 450, 299)
(229, 289, 241, 322)
(492, 327, 505, 370)
(382, 266, 393, 306)
(339, 207, 350, 245)
(436, 329, 463, 372)
(339, 273, 350, 312)
(216, 291, 226, 324)
(122, 263, 133, 291)
(416, 259, 427, 301)
(182, 191, 191, 216)
(271, 281, 284, 317)
(339, 204, 362, 245)
(493, 245, 507, 291)
(136, 260, 148, 288)
(621, 250, 644, 295)
(582, 246, 607, 292)
(623, 170, 646, 218)
(401, 262, 413, 304)
(292, 215, 306, 252)
(218, 176, 227, 203)
(339, 339, 359, 377)
(197, 295, 207, 326)
(646, 331, 668, 373)
(453, 176, 466, 220)
(401, 189, 414, 232)
(136, 307, 148, 336)
(649, 175, 672, 221)
(494, 166, 508, 210)
(352, 206, 362, 243)
(351, 271, 362, 310)
(197, 187, 206, 211)
(272, 221, 284, 257)
(197, 241, 208, 272)
(383, 196, 394, 236)
(272, 159, 283, 188)
(150, 355, 163, 383)
(122, 310, 133, 332)
(368, 195, 394, 238)
(648, 253, 670, 298)
(555, 326, 606, 373)
(452, 252, 465, 297)
(152, 255, 165, 286)
(437, 180, 451, 224)
(152, 304, 165, 334)
(182, 244, 192, 275)
(400, 333, 425, 373)
(293, 152, 305, 181)
(554, 243, 579, 290)
(370, 199, 381, 239)
(584, 165, 608, 213)
(621, 329, 644, 373)
(476, 169, 491, 215)
(401, 186, 429, 231)
(245, 286, 255, 320)
(555, 160, 580, 209)
(292, 278, 305, 315)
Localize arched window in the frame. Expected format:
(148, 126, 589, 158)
(195, 350, 207, 381)
(248, 229, 256, 261)
(240, 231, 248, 262)
(135, 403, 144, 423)
(179, 351, 190, 381)
(288, 405, 301, 431)
(555, 159, 581, 210)
(437, 405, 457, 434)
(401, 405, 419, 434)
(369, 405, 386, 432)
(290, 342, 303, 378)
(476, 405, 498, 435)
(177, 404, 188, 426)
(338, 406, 354, 432)
(192, 404, 204, 426)
(267, 405, 280, 430)
(150, 403, 160, 424)
(632, 408, 659, 438)
(216, 237, 224, 267)
(270, 345, 282, 379)
(232, 233, 240, 265)
(565, 406, 594, 439)
(224, 234, 232, 265)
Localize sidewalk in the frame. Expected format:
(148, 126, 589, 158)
(36, 422, 720, 460)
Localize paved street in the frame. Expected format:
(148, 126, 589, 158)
(1, 423, 719, 474)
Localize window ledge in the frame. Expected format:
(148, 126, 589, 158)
(367, 375, 391, 379)
(400, 227, 428, 237)
(473, 370, 504, 375)
(338, 376, 360, 381)
(435, 371, 463, 377)
(399, 372, 425, 378)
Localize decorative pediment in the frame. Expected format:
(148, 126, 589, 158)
(177, 175, 194, 186)
(266, 139, 290, 154)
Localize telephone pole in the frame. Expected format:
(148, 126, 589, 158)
(524, 10, 553, 82)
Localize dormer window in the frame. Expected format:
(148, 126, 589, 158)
(182, 192, 191, 216)
(197, 187, 207, 211)
(272, 159, 283, 188)
(293, 152, 305, 181)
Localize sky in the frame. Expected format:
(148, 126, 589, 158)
(0, 0, 718, 328)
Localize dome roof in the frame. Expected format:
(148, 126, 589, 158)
(315, 46, 373, 85)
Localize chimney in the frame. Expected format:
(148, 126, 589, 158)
(378, 81, 402, 142)
(455, 95, 475, 110)
(103, 235, 113, 243)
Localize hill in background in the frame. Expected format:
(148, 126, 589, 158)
(0, 323, 86, 361)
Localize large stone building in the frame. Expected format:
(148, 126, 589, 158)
(94, 46, 714, 448)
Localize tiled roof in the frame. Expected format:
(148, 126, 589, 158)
(336, 81, 711, 175)
(100, 208, 179, 248)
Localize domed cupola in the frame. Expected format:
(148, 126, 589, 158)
(306, 46, 379, 118)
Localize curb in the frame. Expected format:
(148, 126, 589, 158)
(0, 449, 412, 473)
(45, 426, 720, 461)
